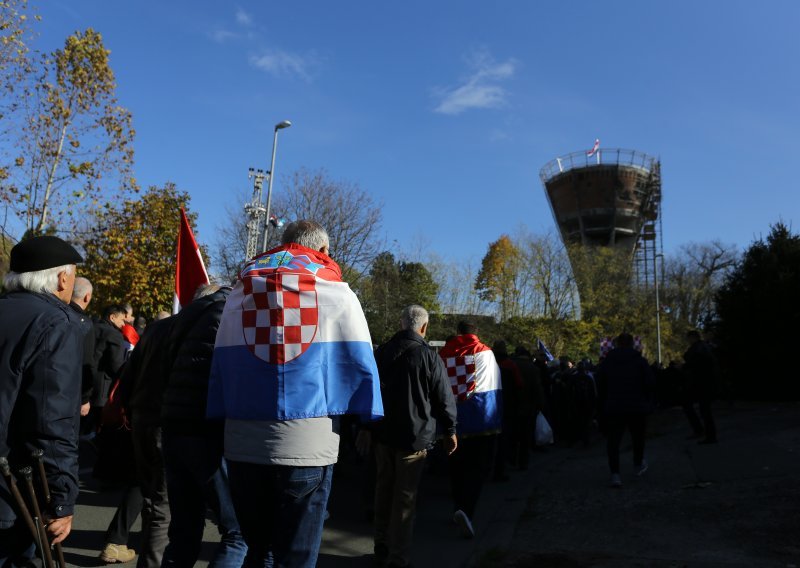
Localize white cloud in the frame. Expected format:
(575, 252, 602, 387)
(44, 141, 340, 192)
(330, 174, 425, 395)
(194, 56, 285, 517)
(209, 29, 238, 44)
(249, 49, 313, 81)
(235, 7, 253, 26)
(434, 51, 516, 115)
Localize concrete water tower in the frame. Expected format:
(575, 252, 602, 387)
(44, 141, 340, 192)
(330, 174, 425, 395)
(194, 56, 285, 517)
(539, 147, 663, 288)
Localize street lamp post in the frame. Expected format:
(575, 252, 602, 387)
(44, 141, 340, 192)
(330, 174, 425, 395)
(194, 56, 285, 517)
(654, 252, 663, 365)
(262, 120, 292, 252)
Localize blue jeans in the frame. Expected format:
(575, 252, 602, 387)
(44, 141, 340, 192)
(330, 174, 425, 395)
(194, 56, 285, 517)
(161, 434, 247, 568)
(227, 461, 333, 568)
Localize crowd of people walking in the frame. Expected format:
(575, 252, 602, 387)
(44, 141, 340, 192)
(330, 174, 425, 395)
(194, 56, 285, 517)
(0, 222, 721, 568)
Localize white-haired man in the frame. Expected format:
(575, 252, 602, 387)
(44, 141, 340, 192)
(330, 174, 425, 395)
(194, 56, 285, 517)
(362, 305, 457, 568)
(0, 236, 84, 565)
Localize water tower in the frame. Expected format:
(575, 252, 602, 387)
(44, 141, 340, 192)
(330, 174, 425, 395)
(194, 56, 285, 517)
(539, 147, 662, 288)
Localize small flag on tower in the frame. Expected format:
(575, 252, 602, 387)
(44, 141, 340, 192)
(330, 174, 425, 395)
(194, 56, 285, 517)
(173, 208, 210, 314)
(587, 138, 600, 157)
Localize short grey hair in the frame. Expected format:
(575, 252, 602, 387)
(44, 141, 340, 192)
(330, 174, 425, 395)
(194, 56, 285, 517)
(193, 284, 220, 300)
(281, 220, 329, 251)
(401, 305, 429, 332)
(3, 264, 75, 294)
(71, 276, 93, 301)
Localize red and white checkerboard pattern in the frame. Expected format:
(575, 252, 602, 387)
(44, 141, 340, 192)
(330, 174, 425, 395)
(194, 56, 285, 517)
(445, 355, 477, 402)
(599, 335, 644, 360)
(241, 272, 318, 364)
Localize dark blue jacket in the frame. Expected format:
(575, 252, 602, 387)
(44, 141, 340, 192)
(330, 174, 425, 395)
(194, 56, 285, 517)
(0, 291, 83, 526)
(597, 347, 655, 416)
(92, 318, 126, 407)
(122, 315, 176, 428)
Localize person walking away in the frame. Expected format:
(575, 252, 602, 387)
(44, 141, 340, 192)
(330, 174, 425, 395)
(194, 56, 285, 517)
(118, 312, 175, 568)
(92, 304, 129, 434)
(0, 236, 84, 565)
(359, 305, 457, 568)
(439, 322, 502, 538)
(159, 285, 246, 567)
(94, 304, 140, 564)
(510, 346, 544, 469)
(69, 277, 97, 423)
(207, 220, 383, 567)
(565, 361, 598, 447)
(491, 341, 520, 480)
(682, 330, 720, 444)
(596, 333, 655, 487)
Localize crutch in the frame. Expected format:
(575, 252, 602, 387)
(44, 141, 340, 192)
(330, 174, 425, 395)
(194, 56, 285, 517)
(18, 466, 56, 568)
(0, 457, 40, 550)
(31, 449, 67, 568)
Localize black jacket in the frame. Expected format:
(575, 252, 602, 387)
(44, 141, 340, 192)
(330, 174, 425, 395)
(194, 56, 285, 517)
(120, 315, 176, 428)
(373, 329, 457, 452)
(160, 289, 229, 437)
(0, 291, 83, 525)
(69, 301, 97, 405)
(511, 354, 545, 418)
(683, 340, 719, 400)
(597, 347, 655, 415)
(92, 318, 126, 407)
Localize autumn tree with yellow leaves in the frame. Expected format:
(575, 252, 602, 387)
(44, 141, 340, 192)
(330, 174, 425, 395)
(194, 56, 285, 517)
(474, 234, 526, 322)
(2, 27, 135, 238)
(81, 184, 205, 319)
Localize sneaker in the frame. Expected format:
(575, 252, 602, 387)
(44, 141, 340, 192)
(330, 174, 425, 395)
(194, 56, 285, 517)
(636, 460, 649, 476)
(100, 543, 136, 563)
(453, 509, 475, 539)
(610, 473, 622, 488)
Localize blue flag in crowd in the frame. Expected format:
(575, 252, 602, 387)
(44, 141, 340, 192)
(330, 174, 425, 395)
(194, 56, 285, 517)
(537, 338, 554, 362)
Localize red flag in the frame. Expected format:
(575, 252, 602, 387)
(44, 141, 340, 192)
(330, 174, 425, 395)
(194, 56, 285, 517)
(587, 138, 600, 157)
(173, 208, 210, 313)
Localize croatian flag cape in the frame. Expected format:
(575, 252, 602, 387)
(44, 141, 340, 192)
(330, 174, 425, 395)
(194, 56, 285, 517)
(439, 334, 502, 436)
(207, 243, 383, 421)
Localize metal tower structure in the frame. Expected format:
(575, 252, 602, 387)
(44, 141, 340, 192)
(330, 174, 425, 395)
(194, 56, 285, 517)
(244, 167, 267, 261)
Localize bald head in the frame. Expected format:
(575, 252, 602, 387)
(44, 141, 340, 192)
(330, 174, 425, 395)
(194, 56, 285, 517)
(71, 277, 93, 310)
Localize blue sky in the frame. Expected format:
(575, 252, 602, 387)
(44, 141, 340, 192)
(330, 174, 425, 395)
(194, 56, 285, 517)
(37, 1, 799, 263)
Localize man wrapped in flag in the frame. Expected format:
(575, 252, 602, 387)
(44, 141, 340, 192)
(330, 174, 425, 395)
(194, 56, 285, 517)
(207, 220, 382, 567)
(439, 321, 502, 539)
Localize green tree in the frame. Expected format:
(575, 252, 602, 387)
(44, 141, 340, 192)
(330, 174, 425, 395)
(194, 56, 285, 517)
(4, 28, 135, 237)
(362, 251, 440, 343)
(81, 184, 204, 319)
(714, 222, 800, 399)
(475, 235, 524, 321)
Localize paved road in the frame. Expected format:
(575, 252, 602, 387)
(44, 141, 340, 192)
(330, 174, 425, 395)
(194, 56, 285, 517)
(62, 402, 800, 567)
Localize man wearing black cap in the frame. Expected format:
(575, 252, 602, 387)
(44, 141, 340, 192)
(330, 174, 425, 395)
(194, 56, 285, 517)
(0, 235, 84, 564)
